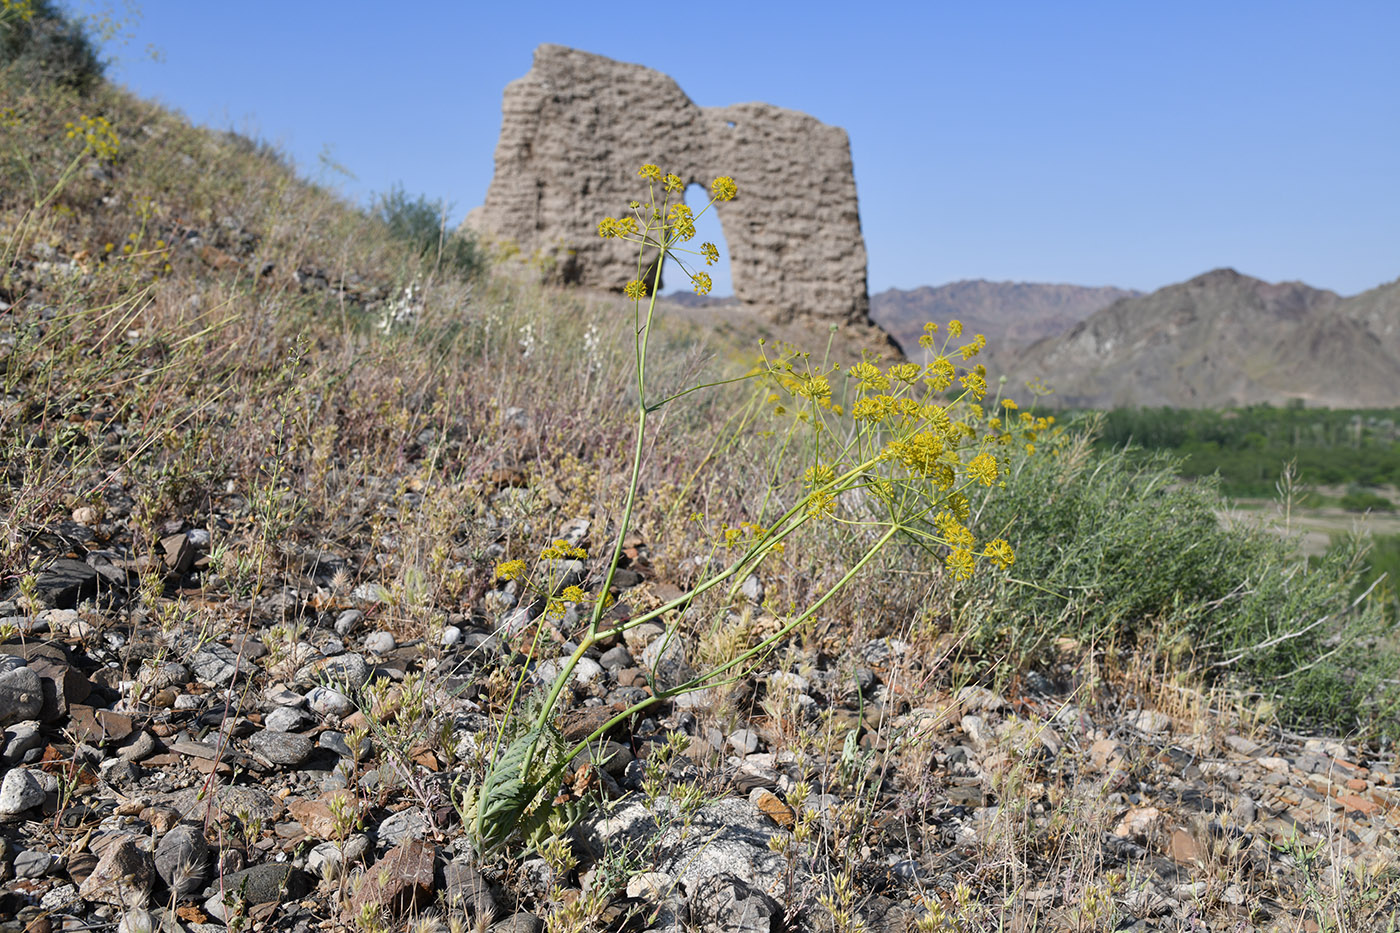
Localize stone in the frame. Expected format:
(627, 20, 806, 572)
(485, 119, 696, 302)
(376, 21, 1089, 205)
(204, 863, 310, 908)
(307, 685, 354, 717)
(14, 847, 53, 878)
(319, 729, 370, 760)
(345, 838, 436, 921)
(0, 666, 44, 726)
(0, 768, 46, 816)
(26, 655, 92, 721)
(1168, 828, 1204, 866)
(296, 652, 369, 691)
(334, 609, 364, 635)
(190, 643, 252, 685)
(154, 824, 208, 899)
(686, 873, 781, 933)
(33, 558, 99, 608)
(489, 912, 543, 933)
(641, 633, 695, 691)
(79, 834, 156, 906)
(3, 720, 45, 764)
(729, 728, 761, 756)
(534, 655, 602, 686)
(444, 858, 499, 923)
(263, 705, 308, 732)
(364, 630, 396, 655)
(1131, 710, 1173, 734)
(466, 45, 874, 328)
(249, 729, 314, 767)
(376, 807, 432, 846)
(1113, 806, 1163, 840)
(160, 533, 195, 574)
(960, 714, 993, 752)
(599, 644, 632, 671)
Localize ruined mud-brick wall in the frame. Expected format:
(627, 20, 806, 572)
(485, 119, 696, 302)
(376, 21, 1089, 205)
(465, 44, 871, 326)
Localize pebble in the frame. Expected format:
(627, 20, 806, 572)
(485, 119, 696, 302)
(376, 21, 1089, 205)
(0, 768, 46, 816)
(307, 685, 355, 717)
(0, 666, 44, 726)
(334, 609, 365, 635)
(364, 630, 396, 655)
(264, 705, 309, 732)
(250, 729, 314, 766)
(154, 824, 209, 898)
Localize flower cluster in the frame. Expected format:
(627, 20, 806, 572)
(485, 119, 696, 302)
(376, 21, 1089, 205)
(65, 115, 119, 162)
(598, 165, 739, 298)
(757, 326, 1041, 581)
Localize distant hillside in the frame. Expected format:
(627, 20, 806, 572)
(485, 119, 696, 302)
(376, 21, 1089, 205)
(1010, 268, 1400, 408)
(870, 280, 1141, 356)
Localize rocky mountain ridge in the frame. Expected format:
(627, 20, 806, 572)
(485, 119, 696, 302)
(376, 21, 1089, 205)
(871, 280, 1141, 356)
(1009, 268, 1400, 408)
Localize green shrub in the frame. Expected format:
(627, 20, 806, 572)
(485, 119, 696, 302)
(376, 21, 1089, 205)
(0, 0, 104, 94)
(1340, 486, 1395, 513)
(371, 184, 485, 281)
(960, 423, 1400, 737)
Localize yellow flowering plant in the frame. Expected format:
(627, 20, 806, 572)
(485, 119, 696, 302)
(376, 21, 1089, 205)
(460, 165, 1038, 857)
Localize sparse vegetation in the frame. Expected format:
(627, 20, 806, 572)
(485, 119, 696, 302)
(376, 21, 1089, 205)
(4, 19, 1400, 933)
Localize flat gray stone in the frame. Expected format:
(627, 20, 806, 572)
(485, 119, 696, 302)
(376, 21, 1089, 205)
(34, 558, 98, 608)
(249, 729, 314, 767)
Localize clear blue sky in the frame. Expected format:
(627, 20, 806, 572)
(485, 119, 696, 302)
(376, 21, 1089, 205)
(106, 1, 1399, 298)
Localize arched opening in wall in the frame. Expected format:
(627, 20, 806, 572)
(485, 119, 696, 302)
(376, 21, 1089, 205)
(663, 183, 732, 300)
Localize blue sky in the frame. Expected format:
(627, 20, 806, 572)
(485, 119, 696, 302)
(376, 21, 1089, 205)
(107, 1, 1399, 298)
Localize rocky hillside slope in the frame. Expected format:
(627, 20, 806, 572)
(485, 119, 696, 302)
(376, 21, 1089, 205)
(1008, 268, 1400, 408)
(871, 280, 1140, 358)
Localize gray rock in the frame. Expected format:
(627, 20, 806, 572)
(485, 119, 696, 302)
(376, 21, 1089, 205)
(488, 911, 543, 933)
(99, 757, 142, 786)
(0, 666, 43, 726)
(376, 807, 431, 846)
(154, 824, 208, 899)
(204, 863, 311, 914)
(249, 729, 314, 767)
(364, 630, 396, 655)
(350, 582, 390, 604)
(34, 557, 99, 607)
(3, 720, 45, 764)
(263, 705, 309, 732)
(467, 45, 873, 328)
(14, 847, 53, 878)
(599, 644, 632, 671)
(318, 730, 371, 761)
(190, 642, 253, 685)
(729, 728, 761, 756)
(306, 685, 354, 717)
(0, 768, 45, 816)
(334, 609, 364, 635)
(296, 652, 369, 691)
(442, 625, 463, 647)
(40, 882, 81, 913)
(1132, 710, 1173, 734)
(534, 655, 602, 686)
(641, 633, 695, 691)
(740, 574, 764, 604)
(445, 858, 499, 923)
(686, 873, 781, 933)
